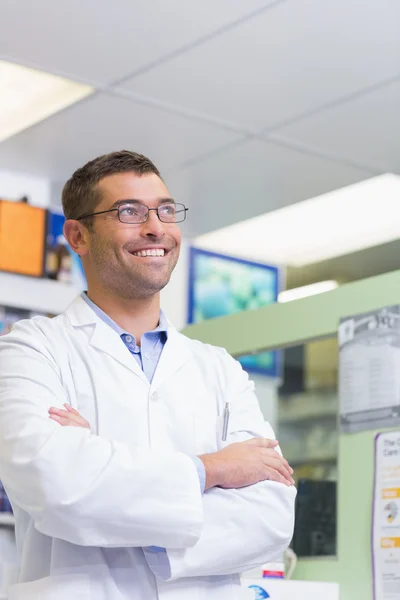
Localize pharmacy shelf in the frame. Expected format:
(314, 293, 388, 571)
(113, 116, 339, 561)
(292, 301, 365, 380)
(279, 390, 338, 425)
(0, 514, 15, 527)
(0, 271, 81, 314)
(279, 411, 337, 425)
(287, 453, 337, 467)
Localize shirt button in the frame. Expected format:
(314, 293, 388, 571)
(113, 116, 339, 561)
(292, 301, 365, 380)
(151, 392, 159, 402)
(125, 335, 133, 343)
(144, 352, 150, 359)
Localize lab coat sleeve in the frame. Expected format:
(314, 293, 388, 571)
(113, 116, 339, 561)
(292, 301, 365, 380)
(0, 321, 203, 548)
(146, 348, 296, 580)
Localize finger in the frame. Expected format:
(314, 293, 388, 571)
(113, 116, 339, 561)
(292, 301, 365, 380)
(61, 406, 90, 428)
(52, 409, 73, 419)
(64, 404, 80, 416)
(261, 449, 294, 474)
(49, 406, 80, 417)
(50, 409, 89, 428)
(280, 455, 294, 475)
(50, 407, 83, 423)
(261, 454, 294, 484)
(49, 414, 71, 426)
(285, 460, 294, 474)
(50, 414, 88, 428)
(263, 467, 293, 487)
(273, 457, 294, 484)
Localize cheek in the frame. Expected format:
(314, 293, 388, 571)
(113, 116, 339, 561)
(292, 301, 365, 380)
(89, 234, 116, 262)
(92, 226, 130, 252)
(171, 227, 182, 249)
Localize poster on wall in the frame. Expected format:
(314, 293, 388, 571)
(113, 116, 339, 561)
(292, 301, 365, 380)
(338, 306, 400, 434)
(373, 431, 400, 600)
(188, 247, 280, 377)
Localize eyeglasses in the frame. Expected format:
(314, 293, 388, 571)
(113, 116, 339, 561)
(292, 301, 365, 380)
(76, 201, 188, 224)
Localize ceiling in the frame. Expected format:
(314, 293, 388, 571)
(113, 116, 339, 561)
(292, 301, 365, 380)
(1, 0, 399, 257)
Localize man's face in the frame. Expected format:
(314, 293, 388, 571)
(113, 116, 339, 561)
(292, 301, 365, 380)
(83, 172, 182, 300)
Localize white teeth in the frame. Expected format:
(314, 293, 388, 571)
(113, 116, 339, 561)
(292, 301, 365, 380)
(132, 249, 165, 257)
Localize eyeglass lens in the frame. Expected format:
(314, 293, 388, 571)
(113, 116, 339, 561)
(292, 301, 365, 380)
(118, 203, 186, 223)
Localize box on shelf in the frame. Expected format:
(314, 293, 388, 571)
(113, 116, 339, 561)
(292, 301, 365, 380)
(0, 199, 46, 277)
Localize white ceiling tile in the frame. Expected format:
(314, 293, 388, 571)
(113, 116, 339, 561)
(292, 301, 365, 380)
(0, 93, 238, 181)
(271, 79, 400, 173)
(122, 0, 400, 131)
(0, 0, 271, 85)
(166, 138, 372, 237)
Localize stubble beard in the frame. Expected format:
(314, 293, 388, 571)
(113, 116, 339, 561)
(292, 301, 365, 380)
(91, 239, 178, 301)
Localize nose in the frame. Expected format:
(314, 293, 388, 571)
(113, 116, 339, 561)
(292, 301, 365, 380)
(140, 208, 165, 239)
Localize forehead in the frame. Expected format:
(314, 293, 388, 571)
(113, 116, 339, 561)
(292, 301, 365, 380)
(96, 172, 170, 207)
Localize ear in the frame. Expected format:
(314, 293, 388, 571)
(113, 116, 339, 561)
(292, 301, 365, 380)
(63, 220, 90, 257)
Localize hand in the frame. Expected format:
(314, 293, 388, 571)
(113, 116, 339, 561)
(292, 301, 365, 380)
(48, 404, 91, 431)
(199, 438, 294, 491)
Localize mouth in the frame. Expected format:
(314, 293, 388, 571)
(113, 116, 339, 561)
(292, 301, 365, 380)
(128, 248, 169, 258)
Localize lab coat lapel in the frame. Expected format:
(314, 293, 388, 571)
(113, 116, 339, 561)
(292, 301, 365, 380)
(151, 326, 193, 391)
(64, 296, 147, 383)
(89, 322, 148, 382)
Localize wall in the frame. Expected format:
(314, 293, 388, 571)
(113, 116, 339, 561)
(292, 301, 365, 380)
(0, 169, 50, 207)
(160, 238, 190, 330)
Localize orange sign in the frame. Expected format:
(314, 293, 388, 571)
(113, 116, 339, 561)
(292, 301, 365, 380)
(382, 488, 400, 499)
(0, 200, 46, 277)
(381, 537, 400, 549)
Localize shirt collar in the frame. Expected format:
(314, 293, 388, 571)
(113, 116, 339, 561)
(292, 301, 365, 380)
(81, 292, 168, 339)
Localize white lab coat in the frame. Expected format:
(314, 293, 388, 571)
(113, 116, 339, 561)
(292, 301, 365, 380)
(0, 296, 296, 600)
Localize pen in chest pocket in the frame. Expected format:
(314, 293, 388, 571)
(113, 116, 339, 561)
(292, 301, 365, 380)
(222, 402, 230, 441)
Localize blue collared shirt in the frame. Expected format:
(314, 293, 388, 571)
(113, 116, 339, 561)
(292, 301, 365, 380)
(83, 293, 168, 383)
(81, 293, 206, 493)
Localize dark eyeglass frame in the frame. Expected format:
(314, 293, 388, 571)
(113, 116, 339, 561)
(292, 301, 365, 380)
(75, 201, 188, 224)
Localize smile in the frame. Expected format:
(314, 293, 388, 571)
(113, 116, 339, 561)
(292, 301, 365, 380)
(131, 248, 166, 257)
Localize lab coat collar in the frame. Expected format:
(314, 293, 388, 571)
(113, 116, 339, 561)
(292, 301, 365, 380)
(64, 296, 192, 387)
(149, 326, 193, 392)
(65, 296, 147, 382)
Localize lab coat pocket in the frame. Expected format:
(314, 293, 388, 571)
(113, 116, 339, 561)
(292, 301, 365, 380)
(8, 574, 90, 600)
(194, 414, 224, 454)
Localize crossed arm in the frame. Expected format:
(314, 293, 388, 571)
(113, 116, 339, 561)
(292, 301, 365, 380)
(48, 401, 296, 579)
(49, 403, 295, 489)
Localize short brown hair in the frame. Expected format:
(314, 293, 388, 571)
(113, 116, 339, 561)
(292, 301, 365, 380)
(62, 150, 161, 224)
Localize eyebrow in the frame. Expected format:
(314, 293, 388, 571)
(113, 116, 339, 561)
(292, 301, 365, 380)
(110, 198, 176, 209)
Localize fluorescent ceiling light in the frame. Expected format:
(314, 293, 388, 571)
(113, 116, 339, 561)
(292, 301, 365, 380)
(0, 61, 93, 142)
(278, 280, 339, 303)
(194, 174, 400, 266)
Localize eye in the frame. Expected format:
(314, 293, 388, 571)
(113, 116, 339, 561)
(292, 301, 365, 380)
(120, 205, 141, 217)
(160, 204, 176, 216)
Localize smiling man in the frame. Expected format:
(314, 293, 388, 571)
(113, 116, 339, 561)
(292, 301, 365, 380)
(0, 151, 296, 600)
